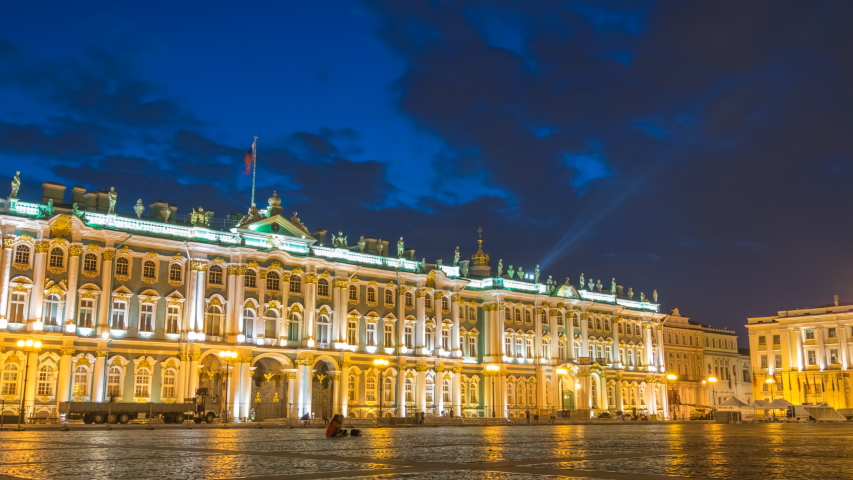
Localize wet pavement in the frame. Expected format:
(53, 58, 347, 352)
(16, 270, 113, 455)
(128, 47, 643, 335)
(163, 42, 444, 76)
(0, 423, 851, 479)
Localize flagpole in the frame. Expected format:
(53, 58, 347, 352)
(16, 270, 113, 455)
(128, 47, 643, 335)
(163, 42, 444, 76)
(251, 136, 258, 207)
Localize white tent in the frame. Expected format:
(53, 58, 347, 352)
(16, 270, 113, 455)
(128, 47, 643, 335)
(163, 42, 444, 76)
(718, 396, 750, 408)
(803, 404, 847, 422)
(751, 400, 769, 408)
(762, 399, 794, 410)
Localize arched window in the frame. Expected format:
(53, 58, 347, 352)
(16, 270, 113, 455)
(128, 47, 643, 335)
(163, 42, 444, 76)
(116, 257, 130, 276)
(525, 310, 532, 325)
(595, 319, 602, 330)
(424, 294, 432, 310)
(515, 309, 521, 323)
(37, 364, 55, 396)
(558, 339, 566, 360)
(317, 278, 329, 296)
(542, 337, 551, 359)
(208, 265, 223, 285)
(367, 287, 377, 304)
(366, 376, 377, 402)
(366, 321, 377, 346)
(384, 289, 394, 305)
(264, 309, 278, 339)
(384, 322, 394, 347)
(405, 377, 414, 402)
(506, 382, 515, 406)
(244, 269, 257, 288)
(78, 298, 95, 328)
(348, 375, 356, 401)
(384, 376, 393, 402)
(72, 366, 89, 397)
(205, 305, 223, 336)
(348, 284, 358, 301)
(242, 308, 255, 338)
(49, 247, 64, 269)
(425, 324, 435, 351)
(107, 366, 122, 399)
(425, 376, 434, 404)
(441, 328, 450, 351)
(110, 300, 127, 329)
(165, 305, 180, 334)
(404, 292, 413, 308)
(83, 253, 98, 273)
(469, 381, 479, 404)
(347, 319, 358, 346)
(505, 335, 513, 356)
(1, 364, 19, 395)
(468, 306, 476, 321)
(43, 293, 62, 327)
(14, 244, 31, 265)
(442, 379, 451, 403)
(526, 337, 534, 358)
(142, 260, 156, 279)
(134, 368, 151, 397)
(505, 308, 511, 321)
(168, 263, 182, 282)
(573, 314, 580, 327)
(587, 316, 593, 329)
(468, 335, 478, 358)
(287, 313, 301, 341)
(316, 314, 331, 346)
(162, 368, 177, 399)
(139, 303, 154, 332)
(517, 381, 526, 406)
(557, 312, 565, 326)
(266, 271, 280, 291)
(527, 382, 535, 406)
(289, 275, 301, 293)
(515, 336, 523, 357)
(460, 382, 467, 406)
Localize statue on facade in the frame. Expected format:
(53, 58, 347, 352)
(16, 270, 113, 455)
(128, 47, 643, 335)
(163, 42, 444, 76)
(587, 279, 594, 290)
(10, 171, 20, 198)
(460, 261, 469, 277)
(517, 266, 524, 280)
(420, 258, 426, 272)
(290, 212, 308, 232)
(238, 204, 262, 227)
(579, 273, 585, 289)
(71, 202, 84, 219)
(38, 199, 54, 218)
(653, 290, 658, 303)
(453, 246, 460, 266)
(627, 288, 634, 299)
(497, 259, 503, 277)
(161, 206, 172, 223)
(358, 236, 366, 253)
(534, 264, 540, 283)
(640, 292, 647, 302)
(436, 258, 442, 268)
(191, 207, 214, 227)
(333, 231, 347, 248)
(595, 279, 602, 292)
(397, 237, 404, 257)
(611, 278, 617, 294)
(507, 264, 514, 279)
(376, 240, 384, 256)
(107, 187, 117, 214)
(133, 199, 145, 218)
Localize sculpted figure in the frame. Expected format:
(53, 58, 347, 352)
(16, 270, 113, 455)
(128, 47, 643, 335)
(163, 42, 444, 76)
(595, 279, 602, 292)
(497, 259, 503, 277)
(641, 292, 647, 302)
(397, 237, 404, 257)
(653, 290, 658, 303)
(534, 264, 540, 283)
(611, 278, 617, 294)
(453, 246, 460, 266)
(107, 187, 117, 214)
(238, 204, 262, 227)
(627, 288, 634, 300)
(358, 236, 366, 252)
(507, 264, 514, 279)
(134, 199, 145, 219)
(587, 279, 594, 290)
(161, 206, 171, 223)
(376, 240, 384, 256)
(460, 261, 469, 277)
(517, 266, 524, 280)
(579, 273, 585, 289)
(436, 258, 442, 267)
(10, 171, 20, 198)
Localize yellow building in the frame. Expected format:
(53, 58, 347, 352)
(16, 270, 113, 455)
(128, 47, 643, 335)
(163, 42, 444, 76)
(746, 296, 852, 409)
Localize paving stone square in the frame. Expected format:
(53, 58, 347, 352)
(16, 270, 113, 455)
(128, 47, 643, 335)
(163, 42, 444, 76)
(1, 423, 852, 479)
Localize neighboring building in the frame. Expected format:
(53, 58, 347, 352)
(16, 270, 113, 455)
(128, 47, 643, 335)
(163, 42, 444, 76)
(746, 296, 853, 409)
(0, 180, 674, 422)
(663, 309, 752, 419)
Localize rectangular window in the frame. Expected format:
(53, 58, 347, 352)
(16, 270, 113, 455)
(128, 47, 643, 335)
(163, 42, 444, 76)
(760, 355, 768, 369)
(775, 354, 782, 369)
(78, 299, 94, 328)
(442, 329, 450, 351)
(165, 306, 180, 334)
(773, 335, 780, 345)
(107, 368, 121, 399)
(830, 349, 839, 364)
(110, 301, 127, 330)
(806, 330, 814, 340)
(468, 336, 477, 358)
(162, 374, 176, 399)
(347, 320, 358, 346)
(9, 292, 26, 323)
(366, 323, 377, 346)
(384, 323, 393, 347)
(385, 289, 394, 305)
(758, 336, 766, 345)
(807, 350, 817, 366)
(139, 303, 154, 332)
(404, 326, 414, 349)
(828, 328, 837, 339)
(367, 288, 376, 303)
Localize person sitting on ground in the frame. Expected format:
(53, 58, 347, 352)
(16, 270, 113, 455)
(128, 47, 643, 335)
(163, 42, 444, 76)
(325, 414, 347, 437)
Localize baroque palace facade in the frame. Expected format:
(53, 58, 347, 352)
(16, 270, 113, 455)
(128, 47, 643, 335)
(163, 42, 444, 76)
(0, 180, 672, 422)
(747, 296, 853, 410)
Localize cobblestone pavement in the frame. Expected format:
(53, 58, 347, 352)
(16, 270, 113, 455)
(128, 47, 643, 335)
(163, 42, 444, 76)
(1, 423, 852, 479)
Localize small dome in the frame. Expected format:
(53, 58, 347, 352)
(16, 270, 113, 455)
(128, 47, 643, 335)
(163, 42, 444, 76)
(268, 190, 281, 207)
(471, 239, 490, 266)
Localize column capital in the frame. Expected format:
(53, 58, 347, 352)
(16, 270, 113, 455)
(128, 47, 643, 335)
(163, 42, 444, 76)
(102, 250, 116, 261)
(34, 243, 50, 254)
(60, 348, 76, 356)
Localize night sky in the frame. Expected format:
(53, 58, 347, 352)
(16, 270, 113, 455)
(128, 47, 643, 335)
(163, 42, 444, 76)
(2, 1, 852, 342)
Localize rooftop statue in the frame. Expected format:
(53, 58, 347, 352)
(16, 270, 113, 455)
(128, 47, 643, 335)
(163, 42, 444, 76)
(497, 259, 503, 277)
(579, 273, 585, 290)
(10, 171, 20, 198)
(453, 246, 460, 266)
(333, 231, 348, 248)
(39, 199, 54, 218)
(191, 207, 214, 227)
(436, 258, 442, 267)
(611, 278, 617, 294)
(238, 203, 262, 227)
(595, 279, 602, 292)
(534, 265, 540, 283)
(640, 292, 647, 302)
(161, 206, 172, 223)
(587, 279, 594, 290)
(507, 265, 514, 279)
(460, 261, 469, 277)
(71, 202, 85, 219)
(376, 240, 384, 256)
(517, 266, 524, 280)
(397, 237, 404, 257)
(290, 212, 308, 232)
(358, 236, 366, 253)
(627, 288, 634, 299)
(134, 199, 145, 219)
(108, 187, 117, 214)
(653, 290, 658, 303)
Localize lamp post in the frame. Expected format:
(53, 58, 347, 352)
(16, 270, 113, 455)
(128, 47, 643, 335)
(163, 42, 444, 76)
(666, 374, 677, 420)
(486, 365, 500, 418)
(219, 350, 237, 426)
(766, 377, 776, 421)
(556, 368, 567, 419)
(373, 359, 389, 420)
(14, 338, 42, 431)
(707, 376, 718, 420)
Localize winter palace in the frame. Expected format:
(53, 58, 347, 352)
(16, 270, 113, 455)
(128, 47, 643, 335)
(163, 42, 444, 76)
(0, 178, 676, 423)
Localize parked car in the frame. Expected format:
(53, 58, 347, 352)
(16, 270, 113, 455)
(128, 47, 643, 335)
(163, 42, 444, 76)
(597, 412, 612, 419)
(690, 408, 711, 420)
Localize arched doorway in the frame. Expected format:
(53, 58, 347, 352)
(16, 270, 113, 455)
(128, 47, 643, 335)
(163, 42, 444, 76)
(251, 358, 288, 420)
(311, 361, 333, 419)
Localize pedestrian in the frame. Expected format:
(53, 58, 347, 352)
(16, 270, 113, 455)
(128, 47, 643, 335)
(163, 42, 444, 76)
(526, 410, 530, 424)
(325, 414, 347, 437)
(322, 415, 329, 425)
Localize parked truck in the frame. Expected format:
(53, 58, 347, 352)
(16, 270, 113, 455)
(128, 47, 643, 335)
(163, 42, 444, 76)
(59, 388, 221, 424)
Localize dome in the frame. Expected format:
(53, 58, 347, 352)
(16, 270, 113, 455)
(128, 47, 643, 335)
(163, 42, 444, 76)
(268, 190, 281, 207)
(471, 239, 490, 266)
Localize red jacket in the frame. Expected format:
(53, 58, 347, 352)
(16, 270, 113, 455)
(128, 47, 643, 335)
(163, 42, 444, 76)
(325, 420, 340, 437)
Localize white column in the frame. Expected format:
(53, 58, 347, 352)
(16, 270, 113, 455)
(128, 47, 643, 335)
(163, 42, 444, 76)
(28, 243, 48, 330)
(96, 250, 115, 335)
(334, 372, 347, 417)
(240, 362, 252, 420)
(644, 323, 655, 366)
(794, 328, 805, 371)
(451, 294, 462, 357)
(612, 317, 621, 368)
(296, 361, 312, 417)
(332, 279, 345, 343)
(225, 268, 238, 342)
(656, 324, 665, 370)
(302, 274, 317, 347)
(415, 290, 426, 355)
(92, 350, 107, 402)
(176, 354, 187, 402)
(840, 326, 849, 370)
(452, 367, 462, 416)
(64, 247, 81, 328)
(816, 326, 827, 369)
(234, 268, 246, 340)
(415, 367, 427, 413)
(550, 309, 560, 362)
(0, 238, 14, 321)
(188, 353, 200, 398)
(56, 348, 74, 402)
(580, 312, 589, 358)
(397, 366, 407, 417)
(24, 350, 39, 415)
(286, 371, 297, 417)
(194, 264, 206, 332)
(183, 266, 197, 336)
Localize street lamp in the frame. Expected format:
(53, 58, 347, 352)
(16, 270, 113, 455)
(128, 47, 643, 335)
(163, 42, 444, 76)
(556, 368, 568, 419)
(219, 350, 238, 426)
(373, 359, 389, 419)
(765, 377, 776, 421)
(486, 365, 500, 418)
(707, 376, 718, 420)
(14, 338, 43, 431)
(666, 374, 677, 420)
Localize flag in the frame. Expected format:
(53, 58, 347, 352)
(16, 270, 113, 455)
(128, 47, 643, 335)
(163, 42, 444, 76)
(243, 138, 257, 175)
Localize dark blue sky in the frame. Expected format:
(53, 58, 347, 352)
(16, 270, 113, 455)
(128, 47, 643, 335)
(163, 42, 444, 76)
(2, 1, 852, 341)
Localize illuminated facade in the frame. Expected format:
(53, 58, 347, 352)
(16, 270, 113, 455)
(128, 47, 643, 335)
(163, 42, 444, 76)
(746, 296, 853, 409)
(0, 180, 672, 422)
(663, 310, 752, 418)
